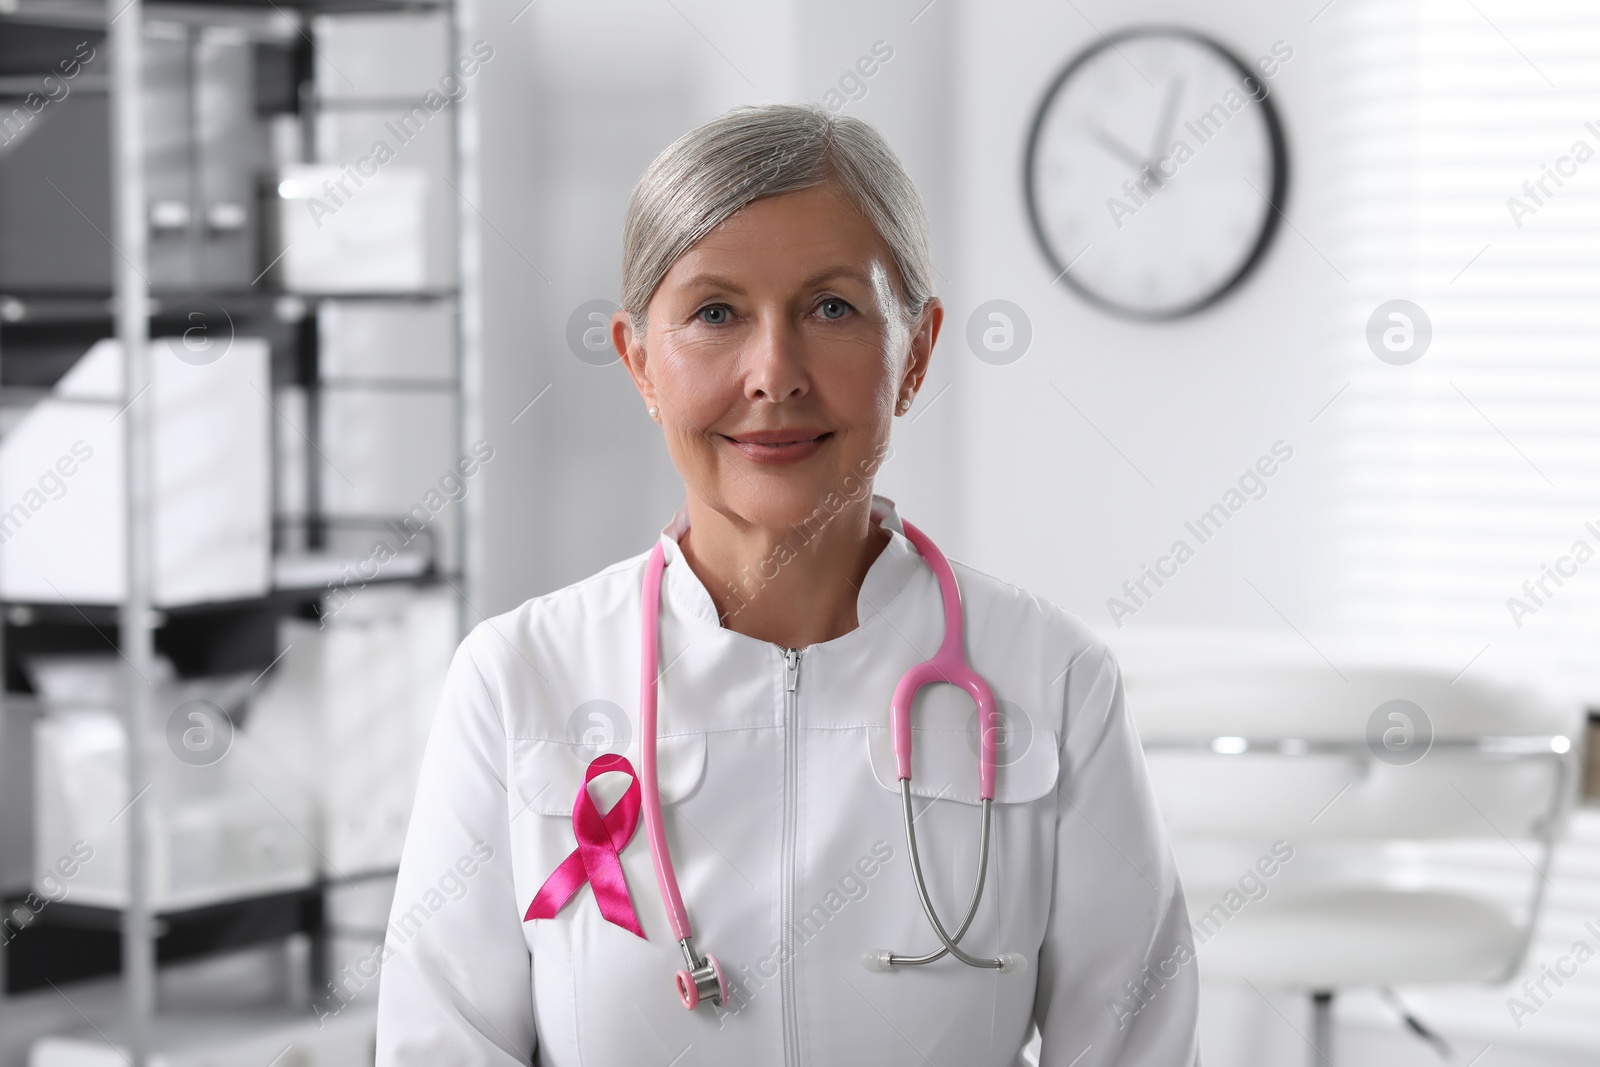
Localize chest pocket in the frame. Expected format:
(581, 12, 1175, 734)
(863, 683, 1060, 805)
(508, 732, 707, 818)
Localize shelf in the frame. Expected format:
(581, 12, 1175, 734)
(0, 0, 444, 30)
(0, 289, 461, 325)
(163, 0, 447, 9)
(1, 566, 451, 685)
(265, 290, 461, 302)
(0, 863, 398, 995)
(0, 74, 108, 94)
(3, 568, 452, 628)
(2, 884, 326, 995)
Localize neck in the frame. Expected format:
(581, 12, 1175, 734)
(677, 494, 891, 648)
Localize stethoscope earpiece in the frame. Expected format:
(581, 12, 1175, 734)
(861, 950, 894, 972)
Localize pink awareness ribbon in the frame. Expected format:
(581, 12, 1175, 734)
(523, 752, 647, 939)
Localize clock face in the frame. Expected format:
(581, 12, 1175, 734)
(1024, 27, 1288, 321)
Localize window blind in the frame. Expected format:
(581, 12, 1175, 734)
(1325, 0, 1600, 701)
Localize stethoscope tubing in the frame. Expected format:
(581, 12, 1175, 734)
(890, 520, 1000, 801)
(638, 540, 692, 943)
(637, 517, 1019, 1008)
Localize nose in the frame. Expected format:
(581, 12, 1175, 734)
(743, 313, 808, 404)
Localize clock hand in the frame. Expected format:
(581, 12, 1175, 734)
(1147, 77, 1185, 169)
(1089, 124, 1151, 172)
(1092, 125, 1166, 193)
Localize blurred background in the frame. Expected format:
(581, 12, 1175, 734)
(0, 0, 1596, 1063)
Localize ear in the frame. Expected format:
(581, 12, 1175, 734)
(899, 296, 942, 403)
(613, 309, 658, 413)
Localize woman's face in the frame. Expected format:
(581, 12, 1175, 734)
(615, 182, 940, 534)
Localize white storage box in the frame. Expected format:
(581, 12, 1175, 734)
(319, 387, 458, 564)
(251, 586, 456, 876)
(311, 10, 448, 100)
(31, 657, 316, 912)
(276, 163, 427, 293)
(0, 336, 270, 607)
(30, 1003, 375, 1067)
(311, 104, 457, 291)
(319, 299, 456, 381)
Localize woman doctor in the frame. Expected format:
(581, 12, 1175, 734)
(376, 103, 1201, 1065)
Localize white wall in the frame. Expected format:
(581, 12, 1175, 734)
(949, 0, 1351, 644)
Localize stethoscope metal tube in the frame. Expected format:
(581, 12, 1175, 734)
(639, 517, 1024, 1012)
(870, 785, 998, 969)
(864, 787, 1023, 972)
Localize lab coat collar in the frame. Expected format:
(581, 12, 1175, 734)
(656, 493, 920, 637)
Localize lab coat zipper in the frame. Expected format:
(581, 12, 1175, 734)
(780, 646, 802, 1067)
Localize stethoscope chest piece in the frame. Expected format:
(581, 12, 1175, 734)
(674, 941, 727, 1009)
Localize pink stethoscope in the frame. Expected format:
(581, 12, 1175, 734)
(638, 517, 1027, 1012)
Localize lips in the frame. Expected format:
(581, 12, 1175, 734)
(720, 429, 832, 464)
(724, 429, 829, 445)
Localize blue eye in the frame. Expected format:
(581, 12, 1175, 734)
(818, 297, 851, 320)
(698, 304, 730, 325)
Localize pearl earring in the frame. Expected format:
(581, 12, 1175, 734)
(898, 397, 911, 412)
(648, 406, 659, 419)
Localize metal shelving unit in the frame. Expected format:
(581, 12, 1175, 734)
(0, 0, 483, 1058)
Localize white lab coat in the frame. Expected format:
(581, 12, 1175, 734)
(375, 495, 1201, 1066)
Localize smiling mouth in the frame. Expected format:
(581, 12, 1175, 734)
(723, 432, 833, 447)
(718, 431, 834, 464)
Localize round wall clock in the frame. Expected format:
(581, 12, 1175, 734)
(1023, 26, 1290, 321)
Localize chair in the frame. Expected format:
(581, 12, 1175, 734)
(1125, 663, 1581, 1065)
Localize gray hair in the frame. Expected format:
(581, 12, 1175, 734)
(620, 102, 934, 337)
